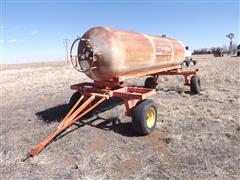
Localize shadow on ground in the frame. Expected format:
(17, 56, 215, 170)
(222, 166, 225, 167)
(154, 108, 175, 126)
(35, 97, 124, 123)
(35, 104, 70, 123)
(35, 97, 137, 138)
(126, 84, 193, 95)
(156, 87, 193, 95)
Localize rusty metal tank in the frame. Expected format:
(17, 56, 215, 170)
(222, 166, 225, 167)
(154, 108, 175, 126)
(71, 26, 186, 81)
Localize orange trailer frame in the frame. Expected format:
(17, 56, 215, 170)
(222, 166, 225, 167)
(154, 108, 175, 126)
(22, 66, 198, 162)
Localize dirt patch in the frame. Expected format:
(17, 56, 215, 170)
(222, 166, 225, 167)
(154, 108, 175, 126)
(112, 157, 142, 175)
(84, 134, 112, 154)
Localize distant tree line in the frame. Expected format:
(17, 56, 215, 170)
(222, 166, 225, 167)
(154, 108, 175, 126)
(192, 43, 239, 55)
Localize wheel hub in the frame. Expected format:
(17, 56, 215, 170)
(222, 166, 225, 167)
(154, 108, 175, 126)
(146, 107, 156, 128)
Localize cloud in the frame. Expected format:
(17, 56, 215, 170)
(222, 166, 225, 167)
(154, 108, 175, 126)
(0, 39, 5, 43)
(30, 30, 39, 35)
(9, 39, 26, 43)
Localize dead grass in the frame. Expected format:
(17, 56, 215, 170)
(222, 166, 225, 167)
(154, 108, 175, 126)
(1, 55, 240, 179)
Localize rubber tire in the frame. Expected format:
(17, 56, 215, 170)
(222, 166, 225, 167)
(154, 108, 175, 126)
(69, 91, 81, 108)
(144, 77, 156, 89)
(190, 75, 201, 94)
(132, 99, 157, 135)
(237, 51, 240, 57)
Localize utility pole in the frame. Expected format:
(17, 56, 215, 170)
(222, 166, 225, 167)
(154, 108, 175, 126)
(63, 38, 69, 62)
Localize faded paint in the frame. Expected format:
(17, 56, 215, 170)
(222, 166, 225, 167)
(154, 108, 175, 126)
(77, 26, 186, 81)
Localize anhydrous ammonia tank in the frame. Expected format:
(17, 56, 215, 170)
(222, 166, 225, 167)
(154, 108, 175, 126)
(75, 26, 186, 81)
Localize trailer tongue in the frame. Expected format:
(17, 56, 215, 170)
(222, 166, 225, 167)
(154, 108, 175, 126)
(22, 84, 155, 161)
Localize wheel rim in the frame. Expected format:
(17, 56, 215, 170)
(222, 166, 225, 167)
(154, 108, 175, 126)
(146, 107, 156, 128)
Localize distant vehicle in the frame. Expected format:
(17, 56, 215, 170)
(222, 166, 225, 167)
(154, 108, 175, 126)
(236, 44, 240, 57)
(213, 48, 224, 57)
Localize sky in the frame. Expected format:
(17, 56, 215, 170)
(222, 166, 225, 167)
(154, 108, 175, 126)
(1, 0, 239, 64)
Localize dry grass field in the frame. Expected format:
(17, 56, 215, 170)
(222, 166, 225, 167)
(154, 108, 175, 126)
(1, 55, 240, 179)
